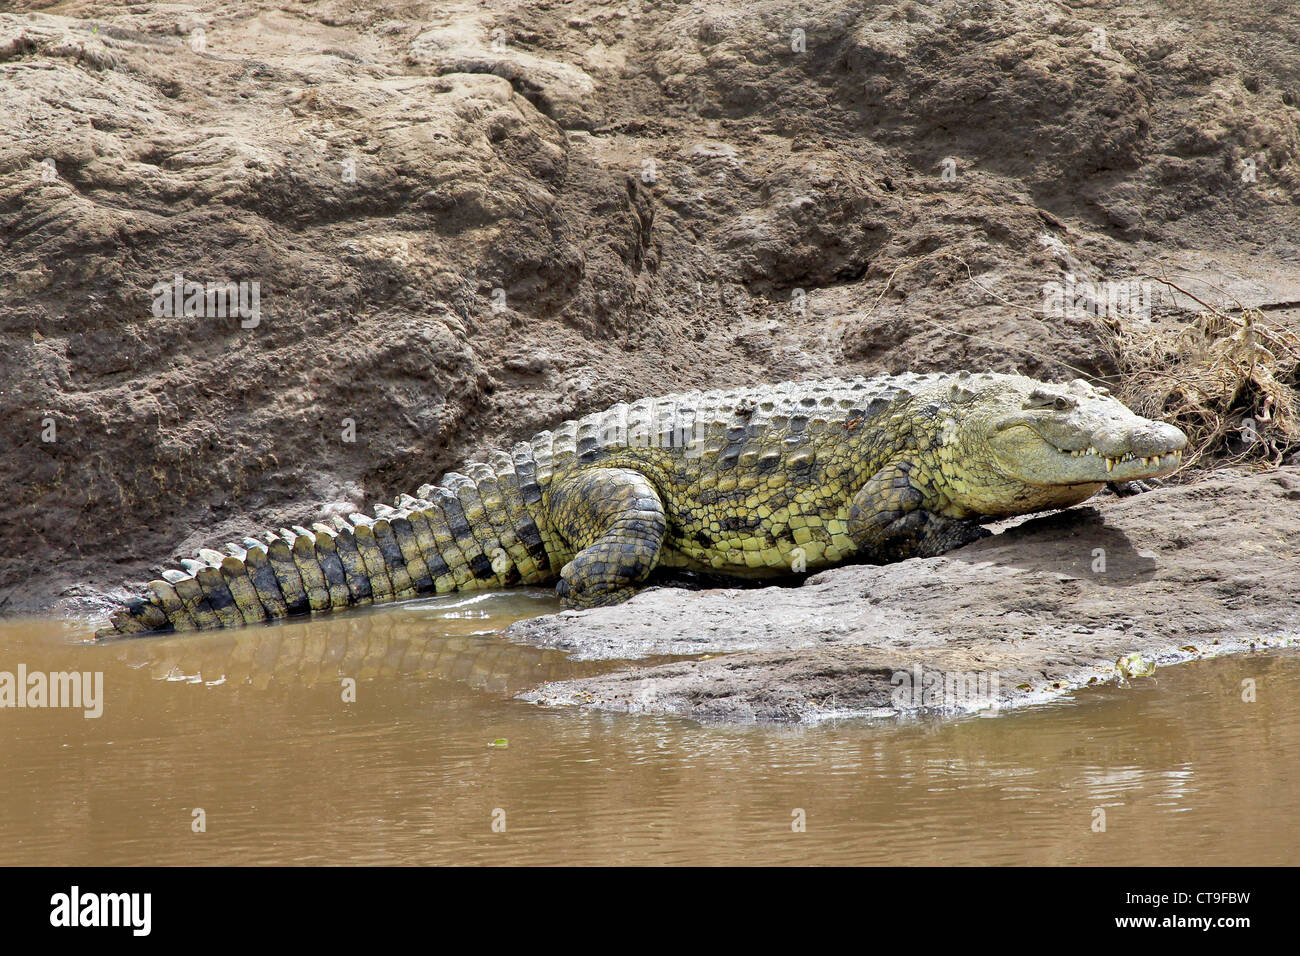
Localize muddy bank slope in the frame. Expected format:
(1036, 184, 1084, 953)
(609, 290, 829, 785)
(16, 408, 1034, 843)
(3, 0, 1299, 615)
(511, 468, 1300, 722)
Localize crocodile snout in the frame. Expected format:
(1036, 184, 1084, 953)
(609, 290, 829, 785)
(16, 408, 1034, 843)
(1128, 421, 1188, 457)
(1091, 419, 1187, 458)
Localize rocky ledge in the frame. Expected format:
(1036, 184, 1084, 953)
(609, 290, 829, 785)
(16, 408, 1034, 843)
(509, 468, 1300, 721)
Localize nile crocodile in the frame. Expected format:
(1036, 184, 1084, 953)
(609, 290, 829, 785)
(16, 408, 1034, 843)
(98, 372, 1188, 638)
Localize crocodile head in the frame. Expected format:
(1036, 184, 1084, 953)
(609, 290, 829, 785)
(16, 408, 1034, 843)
(943, 374, 1187, 516)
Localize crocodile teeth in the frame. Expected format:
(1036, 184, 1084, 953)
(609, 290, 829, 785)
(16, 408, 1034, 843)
(1105, 457, 1115, 472)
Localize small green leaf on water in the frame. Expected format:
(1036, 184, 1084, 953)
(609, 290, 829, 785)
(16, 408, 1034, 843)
(489, 738, 508, 749)
(1116, 652, 1156, 679)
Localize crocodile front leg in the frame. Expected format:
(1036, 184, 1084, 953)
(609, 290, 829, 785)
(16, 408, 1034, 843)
(546, 467, 667, 608)
(847, 460, 990, 563)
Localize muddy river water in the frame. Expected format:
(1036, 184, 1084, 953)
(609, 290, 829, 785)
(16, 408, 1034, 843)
(1, 591, 1297, 865)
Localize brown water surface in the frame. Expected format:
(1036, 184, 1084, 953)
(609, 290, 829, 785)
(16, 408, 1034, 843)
(1, 591, 1296, 865)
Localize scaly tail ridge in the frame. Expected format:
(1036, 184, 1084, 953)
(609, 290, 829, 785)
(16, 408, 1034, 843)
(97, 448, 558, 639)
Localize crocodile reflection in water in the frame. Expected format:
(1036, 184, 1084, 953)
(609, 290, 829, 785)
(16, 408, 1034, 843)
(100, 590, 621, 695)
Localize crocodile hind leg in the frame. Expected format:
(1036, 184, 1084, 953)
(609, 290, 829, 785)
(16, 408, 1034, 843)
(546, 467, 667, 609)
(848, 460, 990, 563)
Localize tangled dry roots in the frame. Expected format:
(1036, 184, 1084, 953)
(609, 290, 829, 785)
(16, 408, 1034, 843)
(1095, 306, 1300, 470)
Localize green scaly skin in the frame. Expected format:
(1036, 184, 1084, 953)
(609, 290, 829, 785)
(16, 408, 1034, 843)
(98, 372, 1188, 638)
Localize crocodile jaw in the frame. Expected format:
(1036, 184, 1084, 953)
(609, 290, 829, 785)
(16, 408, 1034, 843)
(1045, 444, 1184, 482)
(989, 421, 1187, 485)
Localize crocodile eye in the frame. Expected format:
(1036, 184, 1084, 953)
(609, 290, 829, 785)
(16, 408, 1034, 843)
(1026, 389, 1074, 410)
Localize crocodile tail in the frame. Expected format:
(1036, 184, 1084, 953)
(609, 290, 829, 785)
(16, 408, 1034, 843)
(96, 447, 559, 639)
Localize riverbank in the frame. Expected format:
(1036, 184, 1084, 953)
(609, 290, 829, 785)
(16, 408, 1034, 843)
(4, 0, 1299, 618)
